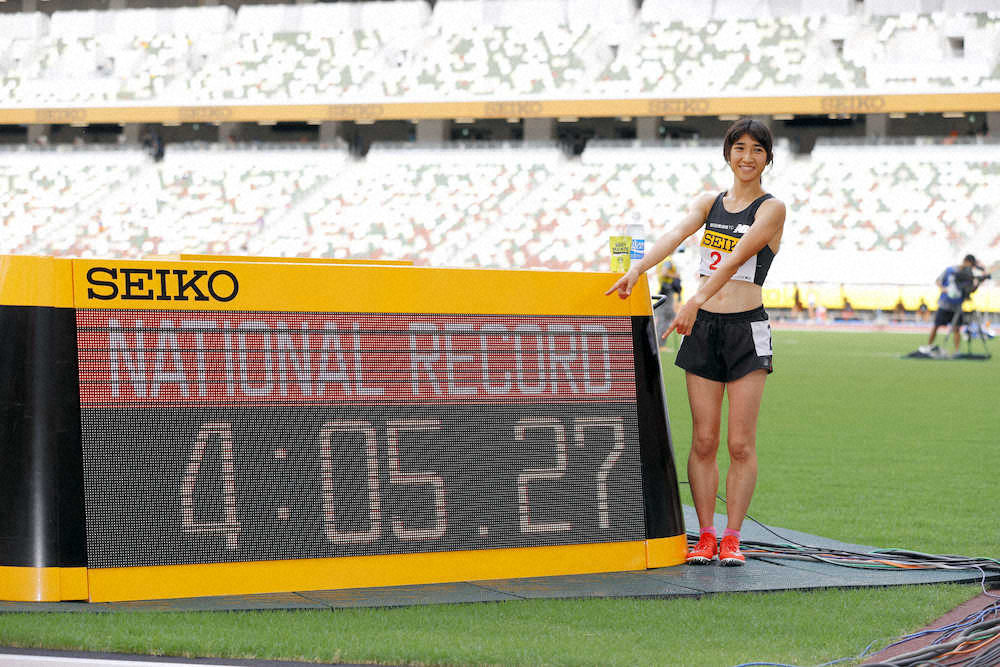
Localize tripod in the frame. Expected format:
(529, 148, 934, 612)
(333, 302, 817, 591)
(950, 271, 993, 359)
(955, 309, 992, 359)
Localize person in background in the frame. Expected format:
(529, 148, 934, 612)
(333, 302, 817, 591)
(924, 254, 980, 356)
(917, 298, 930, 322)
(840, 297, 855, 321)
(791, 285, 803, 320)
(654, 256, 683, 351)
(892, 298, 907, 323)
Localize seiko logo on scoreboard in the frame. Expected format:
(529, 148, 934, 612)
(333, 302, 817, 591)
(85, 267, 239, 302)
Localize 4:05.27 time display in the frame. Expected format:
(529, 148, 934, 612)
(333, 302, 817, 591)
(82, 405, 646, 569)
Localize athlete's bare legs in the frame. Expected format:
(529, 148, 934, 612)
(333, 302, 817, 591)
(686, 373, 724, 531)
(686, 370, 767, 532)
(722, 369, 767, 531)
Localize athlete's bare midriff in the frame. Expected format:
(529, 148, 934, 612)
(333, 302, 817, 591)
(698, 277, 764, 313)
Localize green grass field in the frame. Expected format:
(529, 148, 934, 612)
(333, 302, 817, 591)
(1, 329, 997, 667)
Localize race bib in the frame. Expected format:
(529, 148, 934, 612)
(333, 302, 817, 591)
(698, 230, 756, 283)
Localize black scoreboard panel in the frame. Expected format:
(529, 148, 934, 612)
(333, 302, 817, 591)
(81, 404, 643, 568)
(77, 309, 647, 570)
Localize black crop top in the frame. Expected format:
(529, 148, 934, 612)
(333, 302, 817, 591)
(697, 192, 775, 286)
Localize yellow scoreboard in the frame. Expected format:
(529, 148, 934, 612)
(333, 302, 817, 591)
(0, 255, 686, 603)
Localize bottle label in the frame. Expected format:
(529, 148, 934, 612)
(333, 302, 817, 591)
(630, 238, 644, 260)
(609, 236, 631, 272)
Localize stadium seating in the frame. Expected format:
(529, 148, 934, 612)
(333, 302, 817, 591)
(264, 145, 562, 266)
(192, 3, 431, 102)
(4, 7, 233, 104)
(0, 147, 148, 256)
(780, 142, 1000, 284)
(2, 4, 999, 106)
(0, 145, 345, 257)
(2, 140, 996, 311)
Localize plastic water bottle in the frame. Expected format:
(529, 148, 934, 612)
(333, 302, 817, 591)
(628, 212, 645, 264)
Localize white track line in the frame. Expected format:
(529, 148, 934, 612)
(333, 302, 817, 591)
(0, 655, 228, 667)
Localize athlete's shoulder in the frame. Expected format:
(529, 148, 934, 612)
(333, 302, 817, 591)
(694, 191, 721, 206)
(758, 195, 786, 221)
(691, 191, 720, 215)
(759, 193, 785, 209)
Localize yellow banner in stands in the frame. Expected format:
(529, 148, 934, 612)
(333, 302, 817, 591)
(3, 92, 999, 125)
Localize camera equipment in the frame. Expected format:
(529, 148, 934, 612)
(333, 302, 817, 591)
(953, 266, 990, 301)
(908, 261, 994, 361)
(948, 263, 992, 359)
(956, 308, 993, 359)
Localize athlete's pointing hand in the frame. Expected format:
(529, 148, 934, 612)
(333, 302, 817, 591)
(604, 267, 640, 299)
(664, 300, 699, 337)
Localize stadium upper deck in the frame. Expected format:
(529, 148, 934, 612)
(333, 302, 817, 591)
(1, 0, 999, 123)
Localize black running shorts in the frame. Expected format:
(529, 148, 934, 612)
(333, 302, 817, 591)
(933, 308, 964, 328)
(675, 306, 773, 383)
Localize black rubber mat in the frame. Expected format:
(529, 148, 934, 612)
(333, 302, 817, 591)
(2, 506, 994, 613)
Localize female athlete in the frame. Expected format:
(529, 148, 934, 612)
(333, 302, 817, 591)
(606, 117, 786, 566)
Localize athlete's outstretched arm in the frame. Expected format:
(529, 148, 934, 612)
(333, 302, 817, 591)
(605, 193, 716, 299)
(665, 198, 786, 336)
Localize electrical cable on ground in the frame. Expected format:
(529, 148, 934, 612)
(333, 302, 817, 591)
(677, 483, 1000, 667)
(682, 484, 1000, 583)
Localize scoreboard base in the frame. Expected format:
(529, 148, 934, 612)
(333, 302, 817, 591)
(0, 567, 88, 603)
(646, 535, 688, 569)
(86, 538, 686, 603)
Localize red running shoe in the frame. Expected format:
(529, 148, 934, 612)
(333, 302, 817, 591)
(719, 534, 746, 567)
(686, 533, 718, 565)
